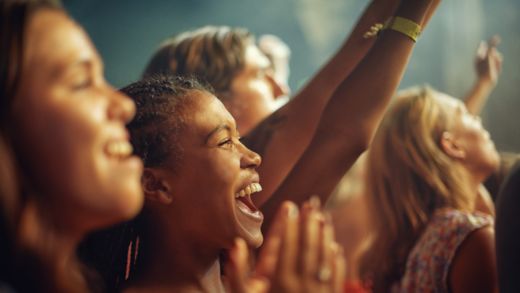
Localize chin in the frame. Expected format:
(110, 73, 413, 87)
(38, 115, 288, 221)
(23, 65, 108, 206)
(108, 187, 144, 222)
(122, 190, 145, 219)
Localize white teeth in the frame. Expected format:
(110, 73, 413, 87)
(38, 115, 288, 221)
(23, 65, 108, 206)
(106, 141, 133, 159)
(235, 183, 262, 198)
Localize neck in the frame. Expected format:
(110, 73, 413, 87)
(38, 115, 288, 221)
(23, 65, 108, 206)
(18, 199, 87, 291)
(129, 215, 225, 292)
(463, 167, 494, 214)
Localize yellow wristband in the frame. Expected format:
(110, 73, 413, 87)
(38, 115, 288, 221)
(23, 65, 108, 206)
(383, 16, 422, 42)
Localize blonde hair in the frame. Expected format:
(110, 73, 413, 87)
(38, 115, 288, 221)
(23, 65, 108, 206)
(360, 86, 475, 292)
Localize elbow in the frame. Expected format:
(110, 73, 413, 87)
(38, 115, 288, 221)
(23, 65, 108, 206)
(313, 122, 374, 158)
(355, 133, 372, 153)
(349, 129, 373, 155)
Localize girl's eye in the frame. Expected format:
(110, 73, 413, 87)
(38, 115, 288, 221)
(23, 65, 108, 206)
(72, 78, 93, 91)
(218, 138, 234, 148)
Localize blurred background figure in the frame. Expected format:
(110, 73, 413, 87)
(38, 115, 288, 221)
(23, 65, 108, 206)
(65, 0, 520, 153)
(327, 36, 504, 286)
(0, 0, 143, 292)
(258, 33, 292, 107)
(360, 86, 499, 292)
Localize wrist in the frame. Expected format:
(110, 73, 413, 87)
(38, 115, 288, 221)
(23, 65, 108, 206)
(477, 77, 497, 88)
(395, 1, 432, 24)
(382, 16, 422, 42)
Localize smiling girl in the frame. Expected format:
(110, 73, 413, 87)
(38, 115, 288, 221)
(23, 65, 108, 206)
(0, 1, 143, 291)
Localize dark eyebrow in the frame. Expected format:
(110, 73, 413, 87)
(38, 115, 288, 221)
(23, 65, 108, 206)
(205, 124, 232, 144)
(51, 58, 97, 80)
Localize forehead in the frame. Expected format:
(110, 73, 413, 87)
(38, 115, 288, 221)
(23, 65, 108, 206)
(188, 90, 237, 132)
(24, 9, 98, 75)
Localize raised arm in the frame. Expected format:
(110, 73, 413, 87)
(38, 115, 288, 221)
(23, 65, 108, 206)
(245, 0, 401, 207)
(260, 0, 441, 230)
(464, 36, 503, 115)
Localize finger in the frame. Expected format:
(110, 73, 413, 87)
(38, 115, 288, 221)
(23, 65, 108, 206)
(299, 206, 320, 277)
(256, 201, 293, 278)
(491, 49, 504, 65)
(321, 213, 335, 276)
(298, 196, 320, 275)
(476, 40, 487, 59)
(311, 212, 334, 292)
(226, 238, 250, 293)
(488, 48, 504, 74)
(247, 277, 270, 293)
(495, 52, 504, 72)
(488, 34, 501, 48)
(274, 201, 299, 278)
(331, 243, 347, 293)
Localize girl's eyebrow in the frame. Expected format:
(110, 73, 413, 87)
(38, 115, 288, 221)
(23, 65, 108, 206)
(50, 59, 92, 80)
(205, 124, 232, 144)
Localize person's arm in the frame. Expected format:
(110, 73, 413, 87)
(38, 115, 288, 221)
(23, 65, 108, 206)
(448, 226, 498, 293)
(463, 36, 503, 115)
(245, 0, 401, 207)
(260, 0, 441, 230)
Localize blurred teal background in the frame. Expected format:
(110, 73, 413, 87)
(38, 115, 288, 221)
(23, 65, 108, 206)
(65, 0, 520, 152)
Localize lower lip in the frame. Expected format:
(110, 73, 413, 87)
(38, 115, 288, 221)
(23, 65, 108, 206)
(235, 199, 264, 222)
(113, 155, 143, 172)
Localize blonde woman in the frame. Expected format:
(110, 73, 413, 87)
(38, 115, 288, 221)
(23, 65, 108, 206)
(360, 86, 499, 293)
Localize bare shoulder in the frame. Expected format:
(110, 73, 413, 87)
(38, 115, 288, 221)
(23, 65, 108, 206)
(449, 225, 498, 293)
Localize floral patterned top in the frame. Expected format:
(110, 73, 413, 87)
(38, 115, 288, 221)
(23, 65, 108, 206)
(392, 208, 493, 293)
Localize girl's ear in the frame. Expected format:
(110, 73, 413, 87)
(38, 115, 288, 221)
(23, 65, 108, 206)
(440, 131, 466, 160)
(141, 168, 173, 205)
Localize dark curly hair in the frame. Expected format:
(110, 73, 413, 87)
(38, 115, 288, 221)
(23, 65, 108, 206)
(122, 74, 214, 172)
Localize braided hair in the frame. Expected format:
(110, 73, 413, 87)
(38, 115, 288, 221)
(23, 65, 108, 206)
(79, 74, 214, 291)
(124, 74, 214, 170)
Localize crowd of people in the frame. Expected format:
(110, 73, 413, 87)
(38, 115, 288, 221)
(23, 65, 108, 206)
(1, 0, 516, 292)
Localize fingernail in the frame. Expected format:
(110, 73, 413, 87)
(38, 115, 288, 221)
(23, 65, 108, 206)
(286, 202, 299, 219)
(309, 195, 321, 209)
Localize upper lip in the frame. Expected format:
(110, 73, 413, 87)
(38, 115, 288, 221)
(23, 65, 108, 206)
(236, 173, 260, 193)
(106, 128, 130, 144)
